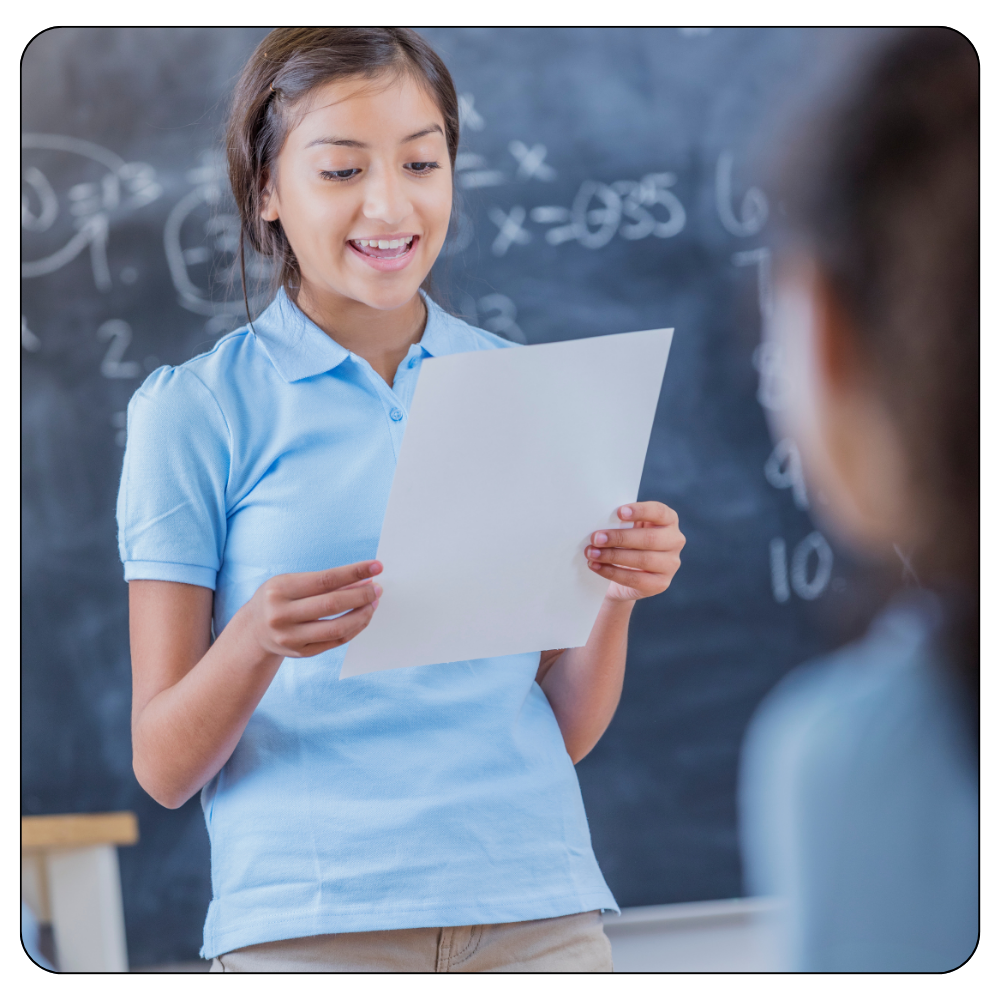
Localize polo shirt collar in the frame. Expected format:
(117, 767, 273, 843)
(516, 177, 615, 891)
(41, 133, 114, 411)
(418, 291, 472, 359)
(251, 288, 350, 383)
(251, 288, 463, 383)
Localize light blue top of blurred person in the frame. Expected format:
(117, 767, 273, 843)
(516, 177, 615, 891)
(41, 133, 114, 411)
(739, 590, 978, 972)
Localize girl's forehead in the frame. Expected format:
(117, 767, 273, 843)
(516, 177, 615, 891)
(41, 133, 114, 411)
(289, 72, 444, 139)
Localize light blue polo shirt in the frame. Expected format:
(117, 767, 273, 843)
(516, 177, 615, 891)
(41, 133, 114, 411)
(117, 289, 617, 958)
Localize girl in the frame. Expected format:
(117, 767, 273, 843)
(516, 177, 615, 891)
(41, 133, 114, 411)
(738, 28, 978, 972)
(119, 28, 685, 972)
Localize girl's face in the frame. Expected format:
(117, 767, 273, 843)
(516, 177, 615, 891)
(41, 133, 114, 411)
(260, 72, 453, 313)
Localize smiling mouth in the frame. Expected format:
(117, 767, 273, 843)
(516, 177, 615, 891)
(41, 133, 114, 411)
(349, 235, 417, 260)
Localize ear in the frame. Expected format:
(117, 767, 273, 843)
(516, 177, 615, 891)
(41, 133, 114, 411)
(259, 170, 280, 222)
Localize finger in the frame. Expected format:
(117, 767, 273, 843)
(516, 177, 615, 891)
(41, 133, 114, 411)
(289, 582, 382, 624)
(278, 560, 383, 601)
(285, 601, 377, 653)
(587, 560, 670, 595)
(585, 546, 670, 573)
(616, 502, 677, 527)
(591, 525, 671, 551)
(591, 525, 685, 555)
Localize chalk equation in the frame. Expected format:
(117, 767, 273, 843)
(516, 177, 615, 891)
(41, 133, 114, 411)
(454, 141, 557, 191)
(21, 134, 161, 452)
(164, 150, 274, 333)
(454, 93, 557, 190)
(487, 173, 687, 257)
(21, 133, 161, 292)
(455, 91, 781, 275)
(473, 149, 769, 258)
(448, 131, 772, 259)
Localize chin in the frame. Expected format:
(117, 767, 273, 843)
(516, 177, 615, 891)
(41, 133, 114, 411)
(357, 281, 426, 312)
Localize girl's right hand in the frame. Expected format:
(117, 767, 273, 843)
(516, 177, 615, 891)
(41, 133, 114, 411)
(130, 560, 382, 807)
(244, 560, 383, 659)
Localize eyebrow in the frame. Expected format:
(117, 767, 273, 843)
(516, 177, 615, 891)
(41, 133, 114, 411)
(305, 124, 444, 150)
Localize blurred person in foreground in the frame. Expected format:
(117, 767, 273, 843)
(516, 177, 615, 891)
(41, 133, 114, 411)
(738, 27, 978, 972)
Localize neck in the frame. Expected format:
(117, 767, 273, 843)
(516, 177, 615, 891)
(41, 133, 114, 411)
(294, 282, 428, 386)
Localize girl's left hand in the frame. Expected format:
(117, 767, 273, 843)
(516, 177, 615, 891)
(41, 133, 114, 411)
(585, 501, 685, 603)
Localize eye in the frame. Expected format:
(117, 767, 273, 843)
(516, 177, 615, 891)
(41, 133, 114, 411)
(320, 168, 361, 181)
(406, 161, 440, 175)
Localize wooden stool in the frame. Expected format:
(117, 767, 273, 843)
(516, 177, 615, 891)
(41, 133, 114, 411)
(21, 812, 138, 972)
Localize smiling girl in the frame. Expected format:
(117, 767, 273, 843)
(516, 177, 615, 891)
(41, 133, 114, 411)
(118, 28, 684, 973)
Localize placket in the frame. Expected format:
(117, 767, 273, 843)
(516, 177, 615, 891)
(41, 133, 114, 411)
(350, 348, 423, 462)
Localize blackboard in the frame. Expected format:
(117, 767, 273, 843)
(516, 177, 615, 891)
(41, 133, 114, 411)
(21, 27, 891, 966)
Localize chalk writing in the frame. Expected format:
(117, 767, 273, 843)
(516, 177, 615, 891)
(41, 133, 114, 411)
(770, 531, 834, 602)
(97, 320, 141, 379)
(21, 167, 58, 231)
(164, 150, 271, 328)
(735, 248, 788, 412)
(522, 173, 686, 251)
(21, 134, 161, 292)
(461, 293, 527, 343)
(614, 174, 686, 240)
(489, 205, 532, 256)
(456, 152, 506, 189)
(769, 538, 790, 603)
(458, 93, 485, 132)
(893, 543, 921, 586)
(21, 316, 41, 353)
(732, 247, 773, 322)
(764, 438, 808, 510)
(508, 141, 556, 182)
(790, 531, 833, 599)
(715, 151, 768, 237)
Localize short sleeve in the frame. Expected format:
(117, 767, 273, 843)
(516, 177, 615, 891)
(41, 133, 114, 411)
(117, 365, 231, 590)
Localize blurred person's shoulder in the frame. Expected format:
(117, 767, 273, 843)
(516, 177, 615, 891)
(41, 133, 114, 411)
(746, 591, 974, 778)
(740, 588, 978, 971)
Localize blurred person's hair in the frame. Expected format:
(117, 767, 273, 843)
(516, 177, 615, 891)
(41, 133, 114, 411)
(774, 28, 979, 708)
(225, 27, 459, 314)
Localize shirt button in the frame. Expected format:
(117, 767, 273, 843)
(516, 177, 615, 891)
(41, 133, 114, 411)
(390, 407, 404, 421)
(409, 357, 418, 368)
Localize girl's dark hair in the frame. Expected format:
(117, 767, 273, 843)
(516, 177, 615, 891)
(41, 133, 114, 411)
(776, 28, 979, 708)
(226, 27, 459, 314)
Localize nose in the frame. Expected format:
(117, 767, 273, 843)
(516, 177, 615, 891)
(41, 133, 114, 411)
(362, 163, 413, 227)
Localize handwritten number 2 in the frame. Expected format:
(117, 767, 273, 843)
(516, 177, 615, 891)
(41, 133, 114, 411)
(97, 319, 141, 378)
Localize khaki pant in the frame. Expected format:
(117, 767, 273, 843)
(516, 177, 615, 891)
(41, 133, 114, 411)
(209, 909, 613, 972)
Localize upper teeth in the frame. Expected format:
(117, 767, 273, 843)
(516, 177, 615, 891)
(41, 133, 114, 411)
(354, 236, 414, 249)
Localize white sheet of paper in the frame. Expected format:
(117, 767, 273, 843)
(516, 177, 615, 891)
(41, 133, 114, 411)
(339, 327, 673, 678)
